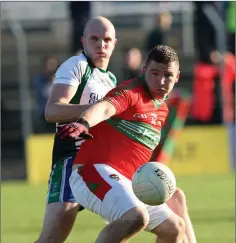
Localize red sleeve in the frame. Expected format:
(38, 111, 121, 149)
(103, 86, 139, 115)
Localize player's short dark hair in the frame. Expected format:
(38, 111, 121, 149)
(145, 45, 179, 67)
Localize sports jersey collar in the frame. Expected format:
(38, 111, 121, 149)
(139, 74, 168, 108)
(82, 51, 108, 73)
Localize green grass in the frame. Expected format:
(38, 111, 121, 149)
(2, 173, 235, 243)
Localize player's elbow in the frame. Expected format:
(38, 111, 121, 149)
(44, 103, 55, 123)
(44, 106, 52, 122)
(103, 107, 113, 120)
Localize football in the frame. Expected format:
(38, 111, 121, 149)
(132, 162, 176, 205)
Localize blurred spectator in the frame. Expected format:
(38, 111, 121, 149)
(34, 56, 59, 133)
(191, 51, 235, 126)
(192, 2, 230, 125)
(146, 12, 173, 52)
(69, 1, 91, 54)
(124, 48, 142, 79)
(191, 61, 219, 124)
(194, 2, 217, 64)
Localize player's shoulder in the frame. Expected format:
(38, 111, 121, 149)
(54, 53, 89, 86)
(107, 71, 117, 85)
(60, 53, 88, 70)
(116, 77, 143, 92)
(105, 77, 142, 101)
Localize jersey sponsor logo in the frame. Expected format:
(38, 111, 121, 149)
(133, 113, 148, 119)
(89, 93, 103, 104)
(107, 119, 161, 150)
(119, 120, 160, 143)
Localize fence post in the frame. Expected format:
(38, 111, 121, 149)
(8, 20, 33, 140)
(181, 3, 195, 56)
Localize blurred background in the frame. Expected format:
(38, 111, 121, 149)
(1, 2, 235, 243)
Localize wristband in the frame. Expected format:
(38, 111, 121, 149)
(77, 118, 90, 129)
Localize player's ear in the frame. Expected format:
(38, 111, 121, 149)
(81, 37, 84, 45)
(114, 38, 117, 45)
(142, 65, 146, 73)
(176, 71, 180, 83)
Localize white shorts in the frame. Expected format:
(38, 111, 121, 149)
(70, 164, 174, 231)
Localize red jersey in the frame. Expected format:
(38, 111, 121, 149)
(74, 77, 169, 180)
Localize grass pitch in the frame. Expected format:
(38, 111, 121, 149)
(2, 173, 234, 243)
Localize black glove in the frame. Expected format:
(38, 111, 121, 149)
(56, 118, 93, 140)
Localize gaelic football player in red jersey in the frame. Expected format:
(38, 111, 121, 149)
(57, 45, 196, 243)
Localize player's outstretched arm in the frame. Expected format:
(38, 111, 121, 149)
(45, 83, 90, 123)
(56, 100, 116, 139)
(80, 100, 117, 127)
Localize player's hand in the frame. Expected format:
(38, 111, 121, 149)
(56, 121, 93, 140)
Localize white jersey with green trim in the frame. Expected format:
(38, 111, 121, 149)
(54, 52, 117, 105)
(52, 52, 117, 165)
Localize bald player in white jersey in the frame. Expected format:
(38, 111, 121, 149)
(35, 16, 117, 243)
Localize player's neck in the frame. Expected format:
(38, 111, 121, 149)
(150, 90, 166, 102)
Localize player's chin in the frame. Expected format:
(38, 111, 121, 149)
(155, 91, 166, 99)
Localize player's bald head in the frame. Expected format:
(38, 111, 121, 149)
(81, 16, 117, 69)
(83, 16, 116, 38)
